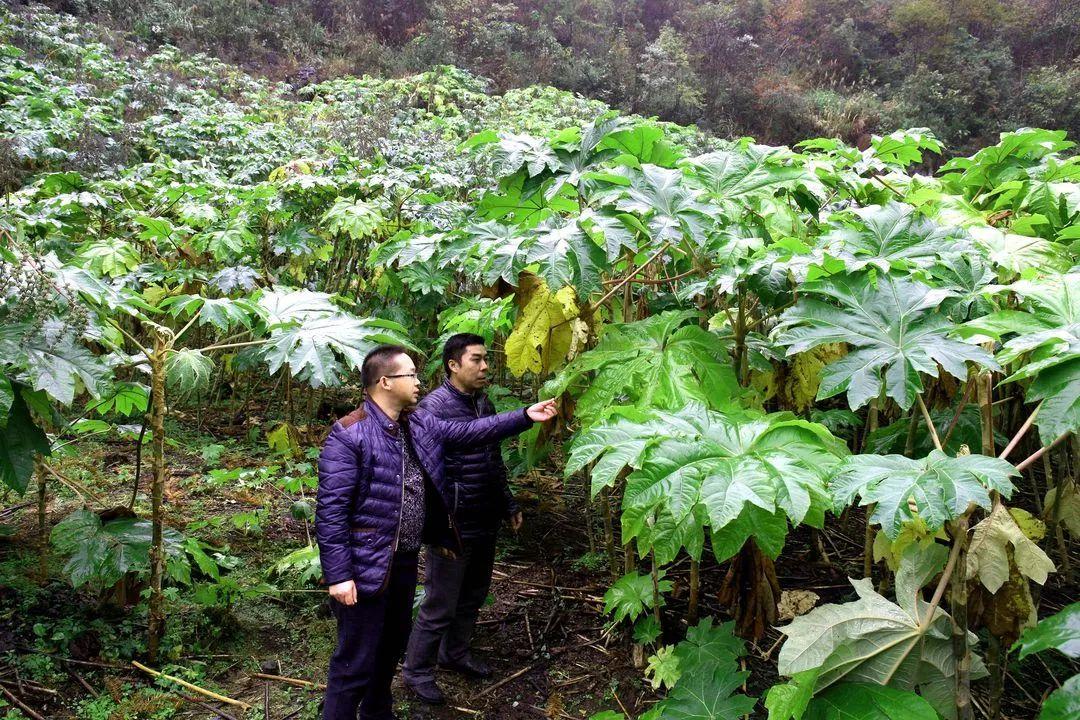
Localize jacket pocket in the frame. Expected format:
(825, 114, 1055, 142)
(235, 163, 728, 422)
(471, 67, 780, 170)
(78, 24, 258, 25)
(351, 527, 376, 544)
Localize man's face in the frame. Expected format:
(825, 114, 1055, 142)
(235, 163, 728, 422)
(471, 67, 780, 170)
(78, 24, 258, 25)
(449, 344, 489, 393)
(381, 353, 421, 407)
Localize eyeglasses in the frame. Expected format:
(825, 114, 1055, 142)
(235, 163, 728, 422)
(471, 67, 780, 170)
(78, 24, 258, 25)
(385, 373, 420, 381)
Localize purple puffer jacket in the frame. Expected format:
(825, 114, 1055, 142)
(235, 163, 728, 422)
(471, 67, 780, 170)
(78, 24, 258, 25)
(419, 380, 520, 539)
(315, 397, 532, 595)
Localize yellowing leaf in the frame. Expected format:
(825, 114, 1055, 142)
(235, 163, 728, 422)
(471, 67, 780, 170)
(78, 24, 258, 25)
(267, 422, 302, 459)
(1008, 507, 1046, 540)
(505, 273, 578, 376)
(967, 504, 1055, 593)
(871, 518, 942, 571)
(1044, 480, 1080, 536)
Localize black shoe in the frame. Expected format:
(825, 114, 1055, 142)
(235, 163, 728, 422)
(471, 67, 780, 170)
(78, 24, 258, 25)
(406, 679, 446, 705)
(440, 656, 492, 679)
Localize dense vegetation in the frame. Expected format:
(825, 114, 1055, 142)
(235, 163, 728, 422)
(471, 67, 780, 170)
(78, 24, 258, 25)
(1, 3, 1078, 720)
(37, 0, 1080, 152)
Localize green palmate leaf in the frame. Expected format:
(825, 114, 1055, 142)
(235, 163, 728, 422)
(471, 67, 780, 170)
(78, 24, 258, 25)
(165, 349, 215, 395)
(578, 209, 640, 262)
(464, 220, 531, 284)
(0, 390, 51, 494)
(683, 145, 808, 205)
(1039, 676, 1080, 720)
(262, 314, 413, 388)
(632, 614, 662, 645)
(803, 683, 939, 720)
(774, 272, 997, 410)
(869, 129, 943, 168)
(672, 617, 745, 678)
(0, 324, 108, 405)
(645, 645, 680, 690)
(778, 547, 985, 720)
(564, 407, 698, 495)
(816, 201, 969, 273)
(50, 508, 187, 591)
(543, 311, 740, 423)
(256, 287, 338, 326)
(526, 219, 608, 296)
(619, 405, 847, 563)
(830, 450, 1018, 539)
(93, 382, 149, 417)
(602, 570, 672, 625)
(644, 666, 757, 720)
(199, 220, 255, 261)
(160, 294, 258, 332)
(1014, 602, 1080, 660)
(960, 272, 1080, 440)
(322, 196, 384, 240)
(79, 238, 141, 278)
(490, 133, 560, 177)
(766, 669, 820, 720)
(612, 164, 712, 243)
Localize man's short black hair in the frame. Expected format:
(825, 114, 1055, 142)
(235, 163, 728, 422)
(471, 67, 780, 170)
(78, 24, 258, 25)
(443, 333, 487, 375)
(362, 344, 410, 389)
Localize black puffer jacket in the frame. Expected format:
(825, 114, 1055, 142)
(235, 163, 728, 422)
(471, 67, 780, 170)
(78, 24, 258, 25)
(417, 380, 520, 539)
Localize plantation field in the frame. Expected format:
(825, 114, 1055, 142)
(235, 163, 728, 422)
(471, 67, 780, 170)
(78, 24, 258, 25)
(1, 4, 1078, 720)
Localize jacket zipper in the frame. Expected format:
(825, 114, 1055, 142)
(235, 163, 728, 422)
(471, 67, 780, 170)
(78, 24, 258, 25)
(392, 436, 405, 552)
(372, 430, 407, 598)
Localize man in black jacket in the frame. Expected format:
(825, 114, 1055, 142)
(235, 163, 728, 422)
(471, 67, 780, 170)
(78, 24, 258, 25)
(403, 334, 523, 704)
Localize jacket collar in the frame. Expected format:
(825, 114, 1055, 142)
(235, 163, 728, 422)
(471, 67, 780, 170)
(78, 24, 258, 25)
(364, 397, 403, 438)
(442, 378, 483, 402)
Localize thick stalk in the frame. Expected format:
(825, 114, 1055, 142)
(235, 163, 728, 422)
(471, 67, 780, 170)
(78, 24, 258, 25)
(988, 634, 1003, 720)
(863, 397, 881, 579)
(687, 557, 700, 625)
(650, 550, 661, 625)
(1046, 449, 1073, 579)
(147, 329, 169, 663)
(36, 457, 47, 582)
(600, 486, 618, 579)
(949, 515, 973, 720)
(977, 368, 994, 457)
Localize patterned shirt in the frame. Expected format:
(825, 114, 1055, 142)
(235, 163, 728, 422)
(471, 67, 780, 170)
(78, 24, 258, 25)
(396, 433, 426, 553)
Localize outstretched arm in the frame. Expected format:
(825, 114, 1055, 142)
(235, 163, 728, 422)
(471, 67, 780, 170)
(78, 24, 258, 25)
(432, 400, 557, 446)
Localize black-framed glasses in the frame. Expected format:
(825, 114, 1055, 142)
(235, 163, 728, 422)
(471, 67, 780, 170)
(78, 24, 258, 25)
(385, 373, 421, 381)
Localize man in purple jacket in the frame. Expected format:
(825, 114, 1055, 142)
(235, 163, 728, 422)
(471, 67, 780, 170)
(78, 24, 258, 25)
(403, 334, 524, 705)
(315, 345, 555, 720)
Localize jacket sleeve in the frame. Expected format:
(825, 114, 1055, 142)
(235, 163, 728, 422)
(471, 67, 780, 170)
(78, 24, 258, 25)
(430, 407, 533, 447)
(315, 424, 363, 585)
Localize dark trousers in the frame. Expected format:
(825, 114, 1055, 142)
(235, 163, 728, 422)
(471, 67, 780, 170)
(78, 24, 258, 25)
(323, 552, 419, 720)
(402, 535, 497, 684)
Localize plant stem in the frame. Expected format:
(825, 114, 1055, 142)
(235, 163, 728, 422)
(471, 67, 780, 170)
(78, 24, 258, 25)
(1015, 431, 1071, 472)
(917, 395, 943, 452)
(147, 328, 169, 663)
(688, 557, 700, 625)
(998, 401, 1043, 460)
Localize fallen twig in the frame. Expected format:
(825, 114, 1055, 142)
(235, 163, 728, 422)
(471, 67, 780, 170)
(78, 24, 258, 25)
(0, 686, 45, 720)
(178, 695, 239, 720)
(474, 663, 534, 698)
(131, 661, 251, 711)
(252, 672, 326, 690)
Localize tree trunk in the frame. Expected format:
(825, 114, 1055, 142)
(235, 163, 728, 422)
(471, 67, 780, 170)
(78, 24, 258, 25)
(147, 329, 169, 663)
(36, 457, 47, 582)
(687, 557, 700, 625)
